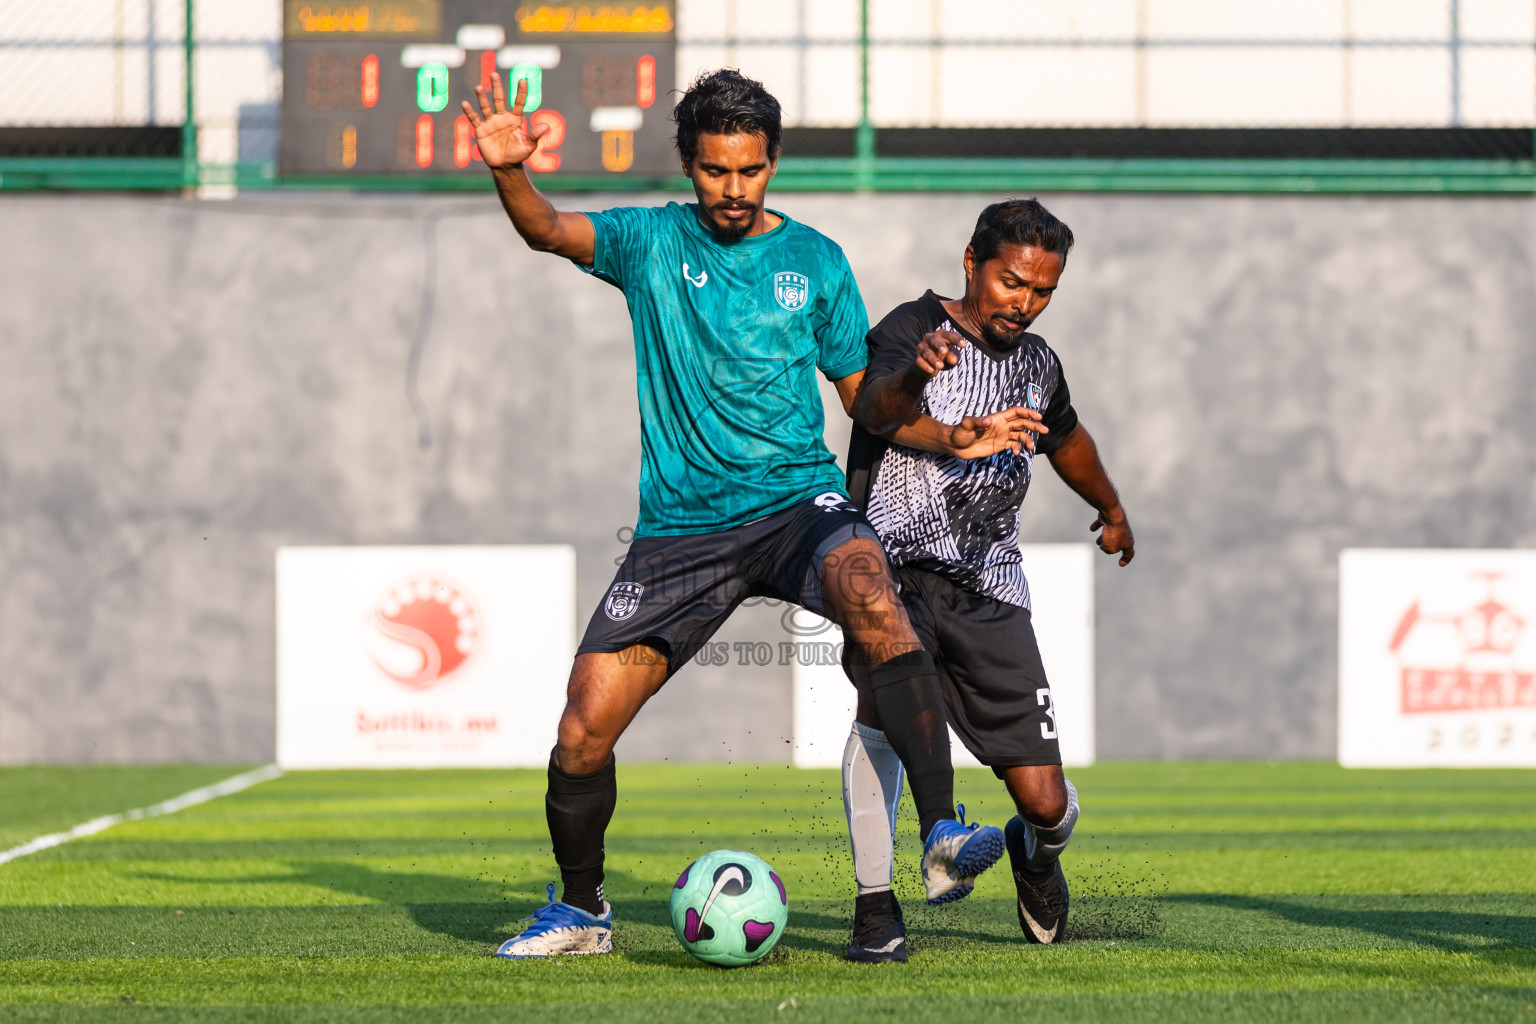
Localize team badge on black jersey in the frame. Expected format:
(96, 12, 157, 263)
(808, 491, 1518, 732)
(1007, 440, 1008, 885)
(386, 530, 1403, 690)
(604, 581, 645, 621)
(774, 271, 809, 311)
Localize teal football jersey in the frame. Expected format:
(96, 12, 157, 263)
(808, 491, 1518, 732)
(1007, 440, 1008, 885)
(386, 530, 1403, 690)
(578, 202, 869, 537)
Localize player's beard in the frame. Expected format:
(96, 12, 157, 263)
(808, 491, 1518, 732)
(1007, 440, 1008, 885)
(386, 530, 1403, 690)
(979, 313, 1030, 351)
(708, 201, 758, 239)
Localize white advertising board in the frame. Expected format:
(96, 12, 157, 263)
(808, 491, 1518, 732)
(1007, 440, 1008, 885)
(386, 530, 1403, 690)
(1339, 548, 1536, 767)
(277, 546, 575, 768)
(791, 544, 1096, 768)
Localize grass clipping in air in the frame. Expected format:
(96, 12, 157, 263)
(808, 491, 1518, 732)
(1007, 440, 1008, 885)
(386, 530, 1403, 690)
(880, 793, 1166, 950)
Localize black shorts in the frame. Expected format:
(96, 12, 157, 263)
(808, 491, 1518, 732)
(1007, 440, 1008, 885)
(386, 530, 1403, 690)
(579, 492, 881, 679)
(897, 566, 1062, 769)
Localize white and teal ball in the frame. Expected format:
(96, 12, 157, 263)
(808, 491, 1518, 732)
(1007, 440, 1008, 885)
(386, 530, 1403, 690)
(668, 849, 789, 967)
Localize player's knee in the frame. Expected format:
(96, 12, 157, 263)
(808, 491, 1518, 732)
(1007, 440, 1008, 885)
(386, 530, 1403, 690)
(1006, 767, 1068, 825)
(822, 538, 900, 629)
(555, 708, 614, 773)
(1026, 786, 1069, 826)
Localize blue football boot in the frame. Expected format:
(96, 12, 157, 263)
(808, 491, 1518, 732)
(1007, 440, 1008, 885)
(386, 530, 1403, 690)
(921, 803, 1005, 905)
(494, 883, 613, 958)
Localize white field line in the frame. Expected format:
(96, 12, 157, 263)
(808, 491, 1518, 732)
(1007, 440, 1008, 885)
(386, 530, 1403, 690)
(0, 764, 284, 866)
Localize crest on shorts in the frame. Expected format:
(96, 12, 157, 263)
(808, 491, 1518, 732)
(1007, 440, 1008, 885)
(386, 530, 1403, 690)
(773, 271, 809, 312)
(1025, 381, 1044, 411)
(813, 491, 857, 513)
(604, 581, 645, 621)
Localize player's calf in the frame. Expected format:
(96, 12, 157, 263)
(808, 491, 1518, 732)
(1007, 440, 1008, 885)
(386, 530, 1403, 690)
(1004, 778, 1079, 943)
(842, 723, 910, 962)
(840, 720, 1006, 908)
(544, 651, 665, 920)
(825, 537, 988, 861)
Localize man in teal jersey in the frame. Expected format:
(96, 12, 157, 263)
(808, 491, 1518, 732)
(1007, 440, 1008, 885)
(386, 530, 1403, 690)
(461, 68, 1007, 957)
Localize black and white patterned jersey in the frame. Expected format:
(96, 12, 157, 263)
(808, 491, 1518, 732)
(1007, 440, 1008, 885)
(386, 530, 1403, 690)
(846, 290, 1078, 609)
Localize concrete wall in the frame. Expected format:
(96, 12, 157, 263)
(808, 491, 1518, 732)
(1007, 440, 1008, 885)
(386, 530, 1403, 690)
(1, 191, 1532, 763)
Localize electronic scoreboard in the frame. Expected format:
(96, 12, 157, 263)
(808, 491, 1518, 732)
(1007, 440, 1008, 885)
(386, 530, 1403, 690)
(280, 3, 676, 178)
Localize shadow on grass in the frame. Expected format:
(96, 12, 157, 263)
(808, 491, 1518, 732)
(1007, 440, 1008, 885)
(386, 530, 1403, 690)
(134, 860, 657, 947)
(131, 858, 1167, 959)
(133, 860, 1047, 960)
(627, 893, 1161, 961)
(127, 862, 866, 962)
(1169, 893, 1536, 952)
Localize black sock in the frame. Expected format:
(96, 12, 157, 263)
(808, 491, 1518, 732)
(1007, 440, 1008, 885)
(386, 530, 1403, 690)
(862, 650, 954, 842)
(855, 889, 903, 921)
(545, 750, 616, 916)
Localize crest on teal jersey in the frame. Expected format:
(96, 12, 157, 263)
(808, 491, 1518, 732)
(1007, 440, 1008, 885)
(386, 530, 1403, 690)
(773, 271, 809, 312)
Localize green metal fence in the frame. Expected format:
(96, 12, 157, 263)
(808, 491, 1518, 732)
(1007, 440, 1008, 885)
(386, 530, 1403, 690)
(0, 0, 197, 191)
(2, 0, 1533, 194)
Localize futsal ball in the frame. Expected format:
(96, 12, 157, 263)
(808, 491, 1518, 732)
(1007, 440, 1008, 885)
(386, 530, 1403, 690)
(669, 849, 789, 967)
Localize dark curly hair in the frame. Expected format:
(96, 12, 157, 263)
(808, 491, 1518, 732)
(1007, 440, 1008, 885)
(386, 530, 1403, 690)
(672, 68, 782, 164)
(969, 198, 1075, 266)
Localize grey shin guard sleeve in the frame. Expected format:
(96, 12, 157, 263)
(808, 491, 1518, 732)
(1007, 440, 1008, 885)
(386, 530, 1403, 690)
(1025, 778, 1080, 869)
(842, 723, 905, 894)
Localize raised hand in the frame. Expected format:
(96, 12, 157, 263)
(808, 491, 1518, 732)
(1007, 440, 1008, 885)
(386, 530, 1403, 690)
(461, 73, 548, 170)
(947, 405, 1046, 459)
(913, 329, 966, 378)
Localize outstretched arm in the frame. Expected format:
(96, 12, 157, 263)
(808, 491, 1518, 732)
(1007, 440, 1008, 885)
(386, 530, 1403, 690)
(1046, 425, 1134, 566)
(884, 405, 1047, 459)
(462, 73, 595, 263)
(834, 347, 1046, 459)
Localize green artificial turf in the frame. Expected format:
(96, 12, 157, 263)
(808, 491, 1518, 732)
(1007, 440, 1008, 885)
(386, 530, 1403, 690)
(0, 766, 256, 851)
(1, 762, 1534, 1022)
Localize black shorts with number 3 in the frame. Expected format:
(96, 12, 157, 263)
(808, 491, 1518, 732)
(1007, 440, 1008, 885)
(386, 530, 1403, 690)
(896, 565, 1062, 769)
(579, 493, 881, 679)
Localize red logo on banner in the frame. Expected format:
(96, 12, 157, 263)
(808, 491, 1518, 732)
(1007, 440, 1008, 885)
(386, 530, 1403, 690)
(1390, 573, 1536, 714)
(368, 578, 481, 689)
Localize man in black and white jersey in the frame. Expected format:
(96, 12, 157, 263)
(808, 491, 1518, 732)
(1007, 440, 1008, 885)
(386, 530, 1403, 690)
(838, 199, 1134, 961)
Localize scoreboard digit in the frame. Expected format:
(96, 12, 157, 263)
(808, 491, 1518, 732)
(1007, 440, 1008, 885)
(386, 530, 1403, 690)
(280, 3, 676, 177)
